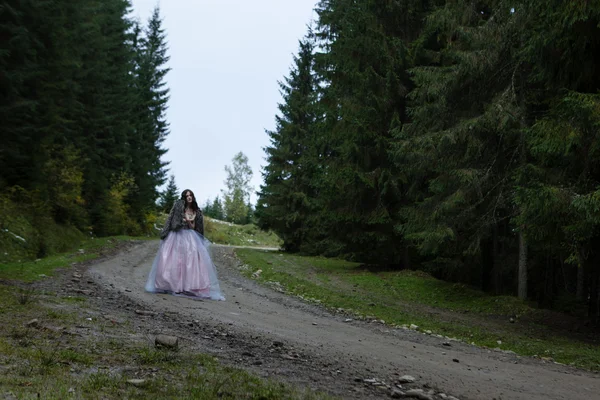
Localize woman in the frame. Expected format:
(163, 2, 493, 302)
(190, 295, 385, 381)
(145, 189, 225, 300)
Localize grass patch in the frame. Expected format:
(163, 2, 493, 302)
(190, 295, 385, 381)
(153, 211, 282, 248)
(235, 248, 600, 371)
(0, 283, 333, 399)
(0, 236, 142, 282)
(204, 218, 282, 248)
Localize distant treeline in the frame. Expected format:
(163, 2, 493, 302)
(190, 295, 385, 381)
(257, 0, 600, 319)
(0, 0, 170, 255)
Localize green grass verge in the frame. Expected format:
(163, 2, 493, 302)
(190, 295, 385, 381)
(204, 218, 281, 248)
(0, 283, 332, 399)
(0, 236, 148, 282)
(235, 249, 600, 371)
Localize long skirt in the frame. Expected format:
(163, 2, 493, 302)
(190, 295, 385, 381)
(145, 229, 225, 300)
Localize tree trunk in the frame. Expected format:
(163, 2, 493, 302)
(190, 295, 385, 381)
(583, 240, 600, 322)
(588, 259, 600, 322)
(518, 231, 527, 300)
(403, 245, 411, 269)
(481, 238, 493, 292)
(492, 225, 501, 294)
(589, 267, 599, 322)
(538, 255, 555, 308)
(576, 264, 585, 302)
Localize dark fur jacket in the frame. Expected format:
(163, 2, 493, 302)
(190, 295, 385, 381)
(159, 199, 204, 239)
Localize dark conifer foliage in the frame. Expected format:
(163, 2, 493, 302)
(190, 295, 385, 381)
(129, 6, 171, 220)
(0, 0, 171, 236)
(158, 175, 178, 213)
(259, 0, 600, 317)
(257, 35, 319, 252)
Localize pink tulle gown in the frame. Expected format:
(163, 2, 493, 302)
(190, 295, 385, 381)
(145, 229, 225, 300)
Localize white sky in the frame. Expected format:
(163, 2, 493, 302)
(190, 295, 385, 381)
(129, 0, 317, 206)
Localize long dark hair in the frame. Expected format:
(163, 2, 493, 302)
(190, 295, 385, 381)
(181, 189, 199, 212)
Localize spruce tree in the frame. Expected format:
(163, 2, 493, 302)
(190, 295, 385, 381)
(77, 0, 139, 235)
(312, 0, 415, 264)
(513, 0, 600, 312)
(202, 199, 213, 217)
(256, 35, 319, 251)
(211, 196, 225, 221)
(129, 5, 171, 219)
(158, 175, 178, 213)
(392, 1, 525, 288)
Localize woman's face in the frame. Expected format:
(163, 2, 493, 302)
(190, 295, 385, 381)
(185, 191, 194, 204)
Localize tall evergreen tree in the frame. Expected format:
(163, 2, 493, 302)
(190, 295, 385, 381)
(257, 35, 319, 251)
(158, 175, 178, 212)
(128, 5, 170, 223)
(0, 0, 173, 238)
(513, 0, 600, 314)
(202, 199, 213, 217)
(392, 1, 525, 289)
(77, 0, 139, 235)
(210, 196, 225, 221)
(312, 0, 418, 264)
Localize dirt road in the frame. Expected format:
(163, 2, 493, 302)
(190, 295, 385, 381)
(88, 240, 599, 400)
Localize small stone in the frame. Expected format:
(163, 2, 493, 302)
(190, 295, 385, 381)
(497, 340, 502, 345)
(127, 379, 147, 387)
(452, 358, 459, 363)
(404, 389, 433, 400)
(443, 341, 452, 347)
(344, 318, 353, 322)
(409, 324, 419, 330)
(25, 319, 39, 327)
(73, 273, 82, 279)
(398, 375, 416, 383)
(42, 325, 65, 333)
(390, 389, 405, 398)
(135, 310, 157, 316)
(155, 334, 178, 349)
(425, 330, 432, 334)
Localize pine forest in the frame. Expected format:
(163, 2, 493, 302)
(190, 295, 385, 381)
(1, 1, 170, 253)
(257, 0, 600, 319)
